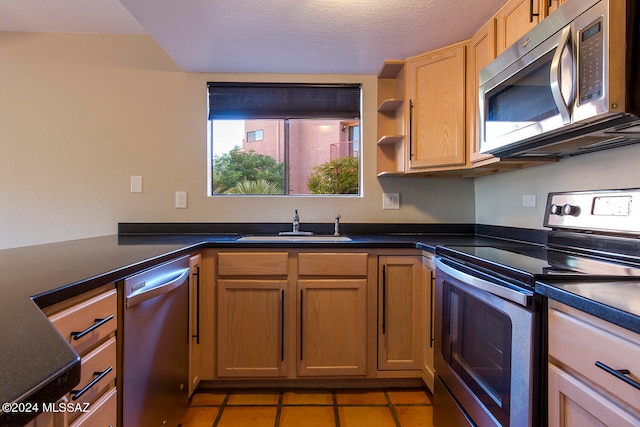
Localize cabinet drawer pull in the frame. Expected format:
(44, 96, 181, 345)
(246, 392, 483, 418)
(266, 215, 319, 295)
(70, 315, 114, 340)
(71, 366, 113, 400)
(595, 361, 640, 391)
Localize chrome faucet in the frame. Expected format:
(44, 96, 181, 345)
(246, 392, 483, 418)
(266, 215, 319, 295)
(292, 209, 300, 233)
(334, 215, 341, 236)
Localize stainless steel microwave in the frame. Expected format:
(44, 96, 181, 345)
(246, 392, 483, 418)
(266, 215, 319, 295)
(479, 0, 640, 158)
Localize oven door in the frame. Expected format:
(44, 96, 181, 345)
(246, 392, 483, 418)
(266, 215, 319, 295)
(434, 258, 536, 427)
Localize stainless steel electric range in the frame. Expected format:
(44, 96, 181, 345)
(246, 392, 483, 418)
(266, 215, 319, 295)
(433, 188, 640, 427)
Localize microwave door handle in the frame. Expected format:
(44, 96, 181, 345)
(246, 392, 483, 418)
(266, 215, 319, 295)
(550, 25, 573, 124)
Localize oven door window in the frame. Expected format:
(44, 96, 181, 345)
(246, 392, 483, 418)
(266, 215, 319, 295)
(442, 280, 512, 425)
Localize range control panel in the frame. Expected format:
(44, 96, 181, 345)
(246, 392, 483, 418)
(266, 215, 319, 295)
(544, 189, 640, 235)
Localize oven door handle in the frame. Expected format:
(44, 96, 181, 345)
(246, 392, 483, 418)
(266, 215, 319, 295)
(435, 259, 531, 307)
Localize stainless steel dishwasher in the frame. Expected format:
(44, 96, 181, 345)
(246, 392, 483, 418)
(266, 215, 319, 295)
(120, 255, 190, 427)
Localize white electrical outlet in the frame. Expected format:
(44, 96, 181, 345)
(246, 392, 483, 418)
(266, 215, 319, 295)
(383, 193, 400, 210)
(130, 176, 143, 193)
(175, 191, 187, 209)
(522, 194, 536, 207)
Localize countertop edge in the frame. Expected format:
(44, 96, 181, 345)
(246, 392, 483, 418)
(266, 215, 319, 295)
(535, 281, 640, 335)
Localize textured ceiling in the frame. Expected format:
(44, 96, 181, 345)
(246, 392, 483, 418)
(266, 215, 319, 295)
(1, 0, 508, 74)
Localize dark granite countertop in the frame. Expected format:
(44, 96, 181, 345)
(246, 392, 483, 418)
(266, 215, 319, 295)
(2, 225, 494, 426)
(3, 222, 637, 425)
(536, 280, 640, 335)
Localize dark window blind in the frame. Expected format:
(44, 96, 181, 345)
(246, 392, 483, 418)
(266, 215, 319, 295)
(208, 83, 361, 120)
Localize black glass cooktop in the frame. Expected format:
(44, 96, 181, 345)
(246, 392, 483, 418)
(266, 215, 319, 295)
(436, 244, 640, 285)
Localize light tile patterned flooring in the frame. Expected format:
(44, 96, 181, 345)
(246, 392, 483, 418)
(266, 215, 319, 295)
(180, 388, 433, 427)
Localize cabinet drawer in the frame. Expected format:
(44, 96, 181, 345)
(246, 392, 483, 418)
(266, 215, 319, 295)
(70, 386, 117, 427)
(548, 307, 640, 411)
(69, 337, 116, 410)
(298, 253, 368, 276)
(48, 288, 117, 355)
(218, 252, 288, 276)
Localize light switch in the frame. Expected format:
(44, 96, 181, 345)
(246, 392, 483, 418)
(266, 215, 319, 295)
(383, 193, 400, 210)
(131, 176, 143, 193)
(175, 191, 187, 209)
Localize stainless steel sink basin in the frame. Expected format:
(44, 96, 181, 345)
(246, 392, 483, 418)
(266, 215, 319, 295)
(236, 235, 352, 242)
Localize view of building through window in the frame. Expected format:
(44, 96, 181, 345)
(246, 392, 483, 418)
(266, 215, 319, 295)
(210, 119, 360, 195)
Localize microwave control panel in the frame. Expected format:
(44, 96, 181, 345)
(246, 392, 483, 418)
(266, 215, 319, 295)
(578, 18, 604, 104)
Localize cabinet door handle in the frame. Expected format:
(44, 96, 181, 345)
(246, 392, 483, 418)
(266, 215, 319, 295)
(70, 315, 114, 340)
(429, 270, 434, 348)
(281, 290, 285, 362)
(595, 361, 640, 391)
(192, 265, 201, 344)
(409, 100, 414, 161)
(529, 0, 540, 22)
(382, 265, 387, 335)
(299, 290, 304, 361)
(71, 366, 113, 400)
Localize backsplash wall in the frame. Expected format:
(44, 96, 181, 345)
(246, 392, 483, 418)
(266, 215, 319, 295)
(474, 143, 640, 230)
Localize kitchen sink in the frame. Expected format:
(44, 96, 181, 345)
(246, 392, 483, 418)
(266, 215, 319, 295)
(236, 235, 352, 242)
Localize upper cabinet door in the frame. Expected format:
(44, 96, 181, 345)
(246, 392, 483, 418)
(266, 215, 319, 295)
(467, 19, 497, 164)
(495, 0, 541, 54)
(406, 43, 466, 170)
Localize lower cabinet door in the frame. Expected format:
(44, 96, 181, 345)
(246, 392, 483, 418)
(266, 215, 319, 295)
(548, 363, 640, 427)
(297, 279, 367, 376)
(378, 256, 423, 371)
(217, 279, 288, 377)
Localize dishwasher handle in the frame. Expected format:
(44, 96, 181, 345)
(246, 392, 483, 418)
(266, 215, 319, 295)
(126, 267, 190, 308)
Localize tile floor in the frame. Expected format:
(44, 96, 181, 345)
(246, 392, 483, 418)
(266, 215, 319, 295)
(180, 388, 433, 427)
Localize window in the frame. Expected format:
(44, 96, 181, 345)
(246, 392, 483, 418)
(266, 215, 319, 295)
(247, 129, 263, 142)
(208, 83, 361, 196)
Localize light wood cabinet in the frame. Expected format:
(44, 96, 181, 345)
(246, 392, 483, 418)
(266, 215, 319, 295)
(30, 284, 118, 427)
(376, 61, 406, 176)
(215, 250, 369, 379)
(546, 0, 567, 16)
(495, 0, 566, 54)
(421, 255, 435, 391)
(197, 250, 216, 382)
(297, 252, 368, 376)
(298, 279, 367, 376)
(217, 278, 288, 377)
(377, 255, 423, 371)
(216, 252, 289, 377)
(547, 301, 640, 426)
(467, 19, 497, 165)
(188, 253, 202, 395)
(405, 42, 467, 171)
(495, 0, 541, 54)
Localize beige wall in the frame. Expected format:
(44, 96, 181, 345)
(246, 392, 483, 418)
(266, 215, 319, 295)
(0, 32, 475, 249)
(474, 143, 640, 230)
